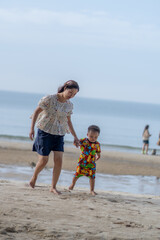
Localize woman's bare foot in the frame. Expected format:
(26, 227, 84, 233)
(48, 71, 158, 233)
(29, 176, 37, 188)
(90, 191, 97, 196)
(50, 188, 61, 195)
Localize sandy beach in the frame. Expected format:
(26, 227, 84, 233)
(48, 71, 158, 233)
(0, 180, 160, 240)
(1, 141, 160, 239)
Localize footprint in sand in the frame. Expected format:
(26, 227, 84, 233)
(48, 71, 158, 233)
(113, 220, 143, 228)
(0, 226, 17, 235)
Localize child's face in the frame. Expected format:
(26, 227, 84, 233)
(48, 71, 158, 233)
(87, 130, 99, 142)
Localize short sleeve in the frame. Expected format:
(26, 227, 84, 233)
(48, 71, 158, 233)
(96, 143, 101, 153)
(38, 95, 52, 110)
(67, 102, 73, 116)
(79, 138, 85, 146)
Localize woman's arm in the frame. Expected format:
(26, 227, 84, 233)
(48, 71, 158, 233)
(147, 130, 152, 137)
(67, 116, 79, 147)
(29, 106, 43, 140)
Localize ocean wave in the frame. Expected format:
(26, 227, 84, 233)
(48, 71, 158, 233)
(0, 134, 30, 142)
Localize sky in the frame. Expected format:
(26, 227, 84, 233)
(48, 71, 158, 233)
(0, 0, 160, 104)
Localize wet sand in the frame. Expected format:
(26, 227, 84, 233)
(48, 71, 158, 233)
(1, 141, 160, 177)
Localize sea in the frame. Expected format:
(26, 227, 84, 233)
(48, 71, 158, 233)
(0, 90, 160, 154)
(1, 90, 160, 195)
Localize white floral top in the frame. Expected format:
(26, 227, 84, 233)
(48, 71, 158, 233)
(36, 94, 73, 135)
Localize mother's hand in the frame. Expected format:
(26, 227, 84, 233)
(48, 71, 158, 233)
(29, 129, 35, 141)
(74, 137, 80, 148)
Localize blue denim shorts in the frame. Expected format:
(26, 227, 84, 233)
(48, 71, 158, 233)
(32, 129, 64, 156)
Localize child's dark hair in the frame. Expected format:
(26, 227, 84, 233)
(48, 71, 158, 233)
(58, 80, 79, 93)
(88, 125, 100, 134)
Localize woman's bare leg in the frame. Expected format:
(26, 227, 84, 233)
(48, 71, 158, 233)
(146, 144, 149, 154)
(29, 154, 48, 188)
(142, 144, 145, 154)
(50, 151, 63, 195)
(69, 177, 78, 190)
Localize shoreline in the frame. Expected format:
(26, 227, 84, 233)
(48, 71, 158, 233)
(1, 136, 159, 154)
(0, 140, 160, 177)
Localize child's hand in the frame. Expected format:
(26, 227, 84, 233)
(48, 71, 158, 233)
(95, 153, 101, 161)
(74, 137, 80, 148)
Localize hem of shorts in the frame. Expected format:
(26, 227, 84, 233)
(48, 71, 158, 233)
(74, 174, 96, 179)
(52, 149, 64, 152)
(32, 148, 49, 157)
(32, 148, 64, 155)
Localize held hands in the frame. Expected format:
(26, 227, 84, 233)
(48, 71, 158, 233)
(74, 137, 80, 148)
(95, 153, 101, 162)
(29, 129, 35, 141)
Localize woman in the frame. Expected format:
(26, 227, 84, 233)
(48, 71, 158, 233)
(29, 80, 79, 194)
(142, 125, 151, 154)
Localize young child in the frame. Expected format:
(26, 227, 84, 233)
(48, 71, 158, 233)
(69, 125, 101, 195)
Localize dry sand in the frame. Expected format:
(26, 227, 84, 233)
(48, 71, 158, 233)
(0, 180, 160, 240)
(1, 141, 160, 239)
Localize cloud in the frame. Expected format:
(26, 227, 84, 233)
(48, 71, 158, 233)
(0, 8, 160, 49)
(0, 8, 89, 26)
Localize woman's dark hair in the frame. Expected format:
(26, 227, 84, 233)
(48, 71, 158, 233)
(143, 125, 149, 134)
(58, 80, 79, 93)
(88, 125, 100, 134)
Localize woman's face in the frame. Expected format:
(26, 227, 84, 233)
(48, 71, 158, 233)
(63, 88, 78, 99)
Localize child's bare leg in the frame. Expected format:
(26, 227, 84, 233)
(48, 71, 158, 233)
(29, 155, 48, 188)
(69, 177, 78, 190)
(90, 178, 97, 195)
(50, 151, 63, 195)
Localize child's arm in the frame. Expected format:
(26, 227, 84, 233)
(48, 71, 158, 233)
(29, 106, 43, 140)
(95, 142, 101, 161)
(95, 153, 101, 161)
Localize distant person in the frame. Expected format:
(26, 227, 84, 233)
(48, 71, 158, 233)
(151, 149, 156, 155)
(157, 132, 160, 146)
(69, 125, 101, 195)
(142, 125, 151, 154)
(29, 80, 80, 194)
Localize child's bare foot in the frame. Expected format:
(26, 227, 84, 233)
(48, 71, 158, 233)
(29, 177, 37, 188)
(90, 191, 97, 196)
(69, 184, 74, 190)
(50, 188, 61, 195)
